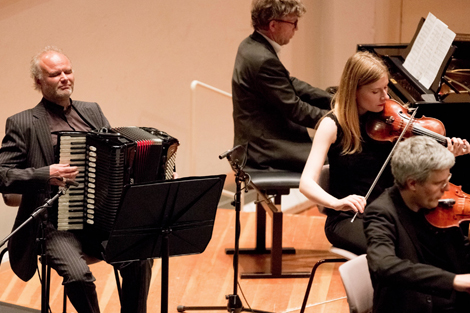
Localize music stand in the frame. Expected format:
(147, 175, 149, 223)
(178, 145, 272, 313)
(103, 174, 226, 313)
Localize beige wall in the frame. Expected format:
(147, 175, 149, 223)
(0, 0, 468, 240)
(401, 0, 470, 40)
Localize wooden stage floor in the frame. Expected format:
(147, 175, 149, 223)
(0, 208, 350, 313)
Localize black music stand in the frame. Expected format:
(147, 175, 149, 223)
(102, 174, 226, 313)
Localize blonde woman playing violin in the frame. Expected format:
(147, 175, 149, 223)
(299, 51, 470, 255)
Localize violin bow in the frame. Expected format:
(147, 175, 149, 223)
(351, 106, 419, 223)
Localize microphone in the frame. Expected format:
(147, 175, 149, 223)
(62, 177, 80, 187)
(219, 145, 247, 173)
(219, 146, 241, 160)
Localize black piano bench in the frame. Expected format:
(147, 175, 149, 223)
(226, 170, 310, 279)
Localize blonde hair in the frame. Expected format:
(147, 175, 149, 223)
(332, 51, 388, 154)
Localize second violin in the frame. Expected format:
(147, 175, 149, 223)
(425, 182, 470, 228)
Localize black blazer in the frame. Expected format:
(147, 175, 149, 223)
(232, 31, 331, 173)
(364, 185, 470, 313)
(0, 99, 110, 281)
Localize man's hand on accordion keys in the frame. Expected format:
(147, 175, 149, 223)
(49, 163, 79, 187)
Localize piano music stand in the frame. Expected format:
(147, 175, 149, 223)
(403, 16, 456, 98)
(103, 174, 226, 313)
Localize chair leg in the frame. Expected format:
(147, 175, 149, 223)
(114, 267, 122, 304)
(45, 264, 51, 313)
(300, 258, 347, 313)
(63, 286, 67, 313)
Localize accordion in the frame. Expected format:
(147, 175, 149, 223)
(55, 126, 179, 235)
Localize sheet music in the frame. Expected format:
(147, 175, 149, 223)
(403, 12, 456, 89)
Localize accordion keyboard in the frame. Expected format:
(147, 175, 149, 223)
(57, 133, 87, 230)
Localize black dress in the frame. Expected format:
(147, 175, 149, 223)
(324, 112, 394, 254)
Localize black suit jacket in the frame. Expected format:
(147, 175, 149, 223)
(232, 31, 331, 173)
(0, 99, 110, 281)
(364, 185, 470, 313)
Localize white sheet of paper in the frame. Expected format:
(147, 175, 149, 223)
(403, 12, 456, 89)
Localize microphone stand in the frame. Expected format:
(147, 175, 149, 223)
(177, 146, 272, 313)
(0, 185, 71, 313)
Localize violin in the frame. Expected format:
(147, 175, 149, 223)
(351, 99, 466, 223)
(365, 99, 448, 146)
(425, 183, 470, 228)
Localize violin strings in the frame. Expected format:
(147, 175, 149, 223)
(391, 121, 447, 144)
(411, 126, 447, 143)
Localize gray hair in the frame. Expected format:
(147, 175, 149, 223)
(251, 0, 306, 30)
(30, 46, 70, 91)
(391, 136, 455, 189)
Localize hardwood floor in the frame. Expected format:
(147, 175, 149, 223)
(0, 208, 350, 313)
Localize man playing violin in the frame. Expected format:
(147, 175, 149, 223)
(364, 135, 470, 313)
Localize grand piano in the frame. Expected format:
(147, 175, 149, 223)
(358, 23, 470, 190)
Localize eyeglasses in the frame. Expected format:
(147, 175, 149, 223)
(273, 19, 298, 29)
(441, 173, 452, 189)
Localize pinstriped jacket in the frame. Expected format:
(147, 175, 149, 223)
(0, 99, 110, 281)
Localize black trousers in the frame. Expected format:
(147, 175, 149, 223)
(44, 222, 153, 313)
(324, 212, 367, 255)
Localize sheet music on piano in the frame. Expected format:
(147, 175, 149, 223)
(403, 12, 456, 89)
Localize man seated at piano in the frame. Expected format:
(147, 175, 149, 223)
(0, 46, 152, 313)
(232, 0, 332, 173)
(299, 51, 470, 255)
(365, 136, 470, 313)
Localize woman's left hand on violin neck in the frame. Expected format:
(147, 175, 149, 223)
(446, 137, 470, 157)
